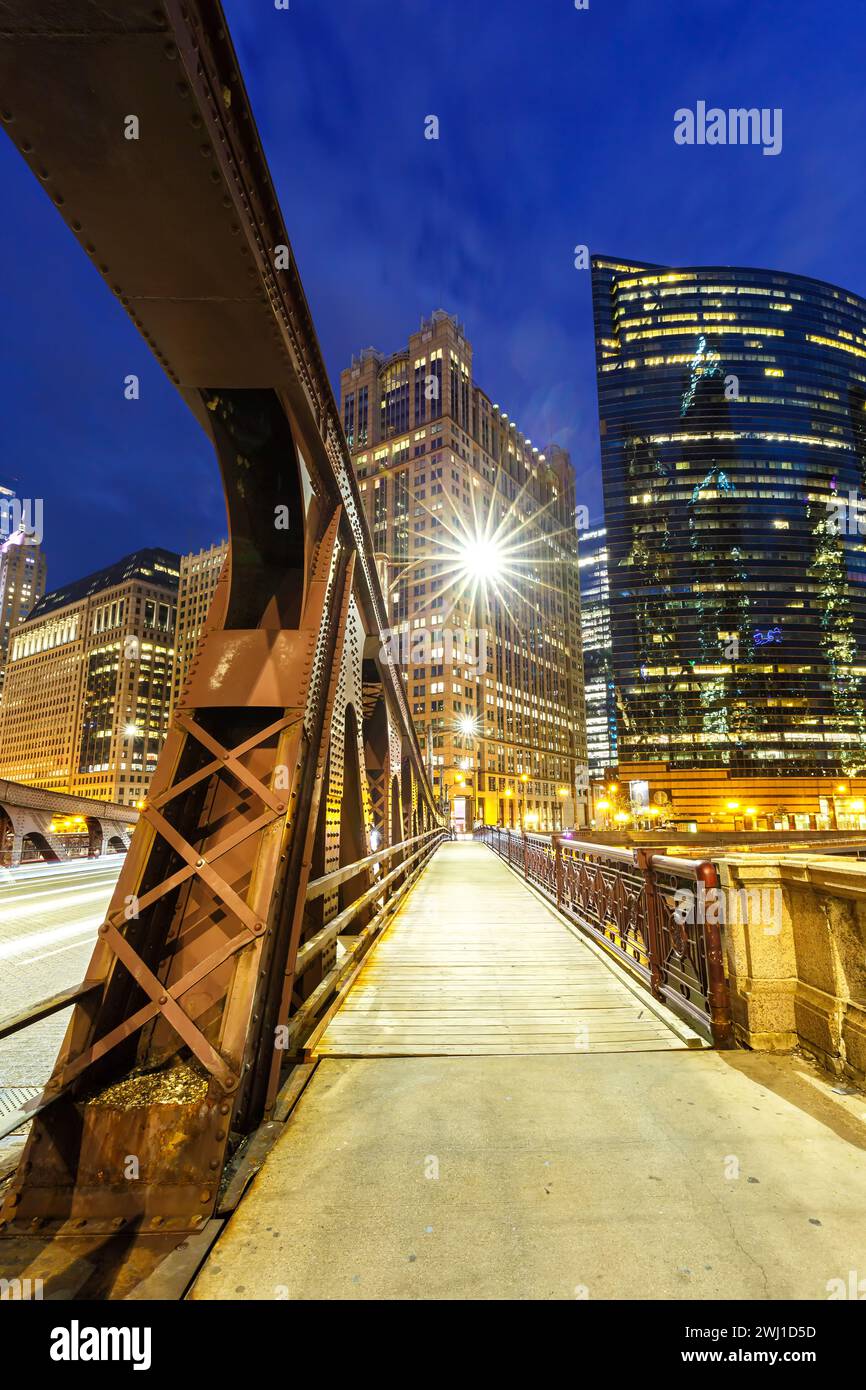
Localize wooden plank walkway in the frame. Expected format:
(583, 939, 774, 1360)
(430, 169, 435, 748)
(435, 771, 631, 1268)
(314, 841, 687, 1057)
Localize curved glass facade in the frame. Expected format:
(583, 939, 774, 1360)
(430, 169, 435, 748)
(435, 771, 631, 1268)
(592, 256, 866, 776)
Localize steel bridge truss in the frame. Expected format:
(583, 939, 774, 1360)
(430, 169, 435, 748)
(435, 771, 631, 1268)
(0, 1, 442, 1244)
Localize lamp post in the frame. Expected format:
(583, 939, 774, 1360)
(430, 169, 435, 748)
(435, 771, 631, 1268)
(519, 771, 529, 830)
(456, 713, 479, 829)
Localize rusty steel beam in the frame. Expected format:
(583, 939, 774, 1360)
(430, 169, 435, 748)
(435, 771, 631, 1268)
(0, 0, 440, 1252)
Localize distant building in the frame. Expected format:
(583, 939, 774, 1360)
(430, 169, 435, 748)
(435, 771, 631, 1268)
(592, 256, 866, 788)
(0, 525, 46, 702)
(172, 540, 228, 709)
(577, 523, 617, 778)
(0, 548, 179, 805)
(340, 310, 585, 831)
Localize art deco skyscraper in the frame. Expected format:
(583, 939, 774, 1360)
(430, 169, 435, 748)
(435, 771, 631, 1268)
(340, 311, 585, 830)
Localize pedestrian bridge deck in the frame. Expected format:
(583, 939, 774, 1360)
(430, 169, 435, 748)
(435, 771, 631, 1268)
(314, 840, 687, 1057)
(191, 840, 866, 1301)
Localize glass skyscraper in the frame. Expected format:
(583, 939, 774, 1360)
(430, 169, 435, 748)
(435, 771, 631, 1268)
(592, 256, 866, 778)
(577, 523, 617, 778)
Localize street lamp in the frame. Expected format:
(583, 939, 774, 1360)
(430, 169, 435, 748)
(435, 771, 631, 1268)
(459, 534, 505, 586)
(518, 772, 530, 829)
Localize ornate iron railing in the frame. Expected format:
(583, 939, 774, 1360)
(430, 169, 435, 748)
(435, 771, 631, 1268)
(478, 827, 733, 1047)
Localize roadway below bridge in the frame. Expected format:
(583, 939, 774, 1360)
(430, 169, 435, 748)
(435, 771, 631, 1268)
(190, 841, 866, 1301)
(0, 858, 121, 1100)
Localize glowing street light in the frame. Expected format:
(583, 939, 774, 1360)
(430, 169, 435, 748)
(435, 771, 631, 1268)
(458, 714, 479, 738)
(459, 535, 505, 585)
(124, 723, 139, 738)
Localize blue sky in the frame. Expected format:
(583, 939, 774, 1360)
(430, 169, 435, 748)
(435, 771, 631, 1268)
(3, 0, 865, 586)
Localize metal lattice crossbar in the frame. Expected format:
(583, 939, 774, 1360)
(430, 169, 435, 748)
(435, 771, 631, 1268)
(478, 827, 733, 1046)
(0, 0, 447, 1251)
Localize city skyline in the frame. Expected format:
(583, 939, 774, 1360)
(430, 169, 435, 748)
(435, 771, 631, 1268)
(3, 0, 866, 587)
(3, 0, 866, 1323)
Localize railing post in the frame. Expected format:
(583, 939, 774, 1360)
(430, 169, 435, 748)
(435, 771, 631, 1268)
(635, 848, 663, 1001)
(553, 833, 563, 909)
(522, 830, 528, 879)
(696, 861, 734, 1048)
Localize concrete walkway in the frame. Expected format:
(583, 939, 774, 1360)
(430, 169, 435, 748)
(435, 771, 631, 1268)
(191, 1050, 866, 1300)
(190, 843, 866, 1301)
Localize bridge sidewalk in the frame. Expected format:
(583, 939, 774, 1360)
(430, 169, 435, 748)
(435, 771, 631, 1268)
(191, 1047, 866, 1300)
(314, 840, 688, 1056)
(189, 842, 866, 1301)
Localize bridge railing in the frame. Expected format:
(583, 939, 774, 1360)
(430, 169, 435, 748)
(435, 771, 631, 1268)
(477, 827, 733, 1047)
(282, 827, 445, 1057)
(0, 827, 445, 1143)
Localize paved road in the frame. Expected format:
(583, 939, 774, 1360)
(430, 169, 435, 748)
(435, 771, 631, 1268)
(0, 858, 121, 1088)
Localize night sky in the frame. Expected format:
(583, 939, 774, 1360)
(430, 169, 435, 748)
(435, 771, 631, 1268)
(2, 0, 864, 589)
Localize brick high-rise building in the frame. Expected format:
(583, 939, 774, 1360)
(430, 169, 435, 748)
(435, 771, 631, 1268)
(172, 540, 228, 709)
(0, 524, 46, 703)
(0, 548, 179, 805)
(340, 310, 586, 830)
